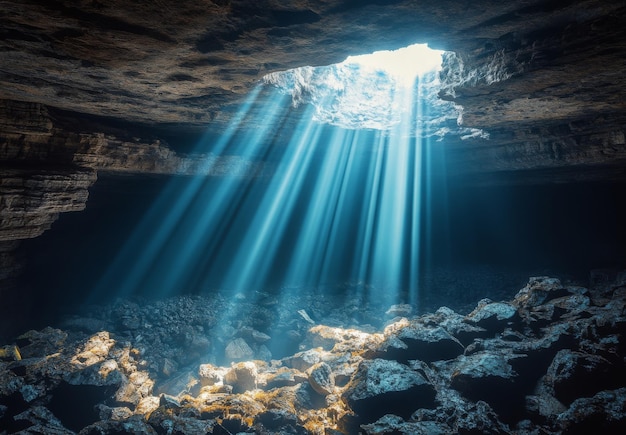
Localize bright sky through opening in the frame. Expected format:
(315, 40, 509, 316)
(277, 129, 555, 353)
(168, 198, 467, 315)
(344, 43, 444, 86)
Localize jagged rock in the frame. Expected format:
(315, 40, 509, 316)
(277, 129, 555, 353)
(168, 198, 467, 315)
(238, 326, 271, 343)
(255, 409, 301, 433)
(1, 275, 626, 433)
(147, 406, 214, 434)
(379, 319, 465, 362)
(427, 306, 490, 346)
(513, 277, 570, 309)
(449, 351, 526, 422)
(224, 361, 258, 394)
(283, 348, 331, 372)
(15, 327, 68, 358)
(198, 363, 227, 387)
(114, 370, 154, 406)
(308, 362, 335, 396)
(545, 349, 618, 406)
(465, 301, 520, 332)
(361, 414, 452, 435)
(342, 359, 436, 422)
(557, 388, 626, 434)
(525, 392, 567, 421)
(11, 406, 74, 435)
(224, 337, 254, 362)
(306, 325, 384, 356)
(79, 415, 158, 435)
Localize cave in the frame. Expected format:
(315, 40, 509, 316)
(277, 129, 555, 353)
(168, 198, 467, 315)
(1, 1, 626, 434)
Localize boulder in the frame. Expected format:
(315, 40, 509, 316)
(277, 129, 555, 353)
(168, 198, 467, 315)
(308, 362, 335, 396)
(513, 277, 570, 309)
(449, 351, 525, 422)
(379, 322, 465, 363)
(557, 388, 626, 434)
(342, 359, 436, 422)
(465, 301, 520, 332)
(224, 361, 258, 394)
(224, 338, 254, 362)
(361, 414, 452, 435)
(545, 349, 617, 406)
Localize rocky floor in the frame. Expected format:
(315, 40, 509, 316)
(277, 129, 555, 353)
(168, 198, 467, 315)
(1, 274, 626, 434)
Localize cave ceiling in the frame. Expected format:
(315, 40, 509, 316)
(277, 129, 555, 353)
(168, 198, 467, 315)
(1, 0, 626, 243)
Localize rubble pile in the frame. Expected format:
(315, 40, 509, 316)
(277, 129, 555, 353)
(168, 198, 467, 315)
(1, 275, 626, 434)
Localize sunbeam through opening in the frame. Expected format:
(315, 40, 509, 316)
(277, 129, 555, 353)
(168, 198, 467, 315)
(91, 42, 457, 363)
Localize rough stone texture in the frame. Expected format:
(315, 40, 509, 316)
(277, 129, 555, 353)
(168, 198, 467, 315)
(1, 1, 626, 251)
(1, 275, 626, 433)
(0, 166, 96, 242)
(307, 362, 334, 396)
(342, 358, 436, 421)
(465, 300, 520, 332)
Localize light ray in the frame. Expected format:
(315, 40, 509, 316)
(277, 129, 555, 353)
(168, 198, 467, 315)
(89, 43, 452, 364)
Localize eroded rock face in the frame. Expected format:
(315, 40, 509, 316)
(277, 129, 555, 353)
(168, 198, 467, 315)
(0, 0, 625, 183)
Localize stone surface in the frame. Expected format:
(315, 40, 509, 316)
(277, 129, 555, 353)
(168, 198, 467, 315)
(465, 301, 520, 332)
(308, 362, 335, 396)
(1, 274, 626, 433)
(342, 358, 436, 422)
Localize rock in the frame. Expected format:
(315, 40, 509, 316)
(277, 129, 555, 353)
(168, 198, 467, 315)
(385, 304, 413, 318)
(342, 359, 436, 422)
(361, 414, 452, 435)
(308, 362, 335, 396)
(71, 331, 116, 368)
(115, 370, 154, 405)
(0, 345, 21, 361)
(525, 393, 567, 421)
(224, 361, 258, 394)
(255, 409, 300, 433)
(449, 351, 525, 422)
(283, 348, 330, 372)
(306, 325, 384, 355)
(224, 337, 254, 362)
(379, 320, 465, 363)
(264, 368, 307, 390)
(429, 307, 490, 346)
(545, 349, 617, 406)
(256, 344, 272, 361)
(513, 277, 570, 309)
(198, 364, 227, 387)
(557, 388, 626, 434)
(454, 400, 512, 434)
(11, 406, 74, 435)
(135, 395, 160, 415)
(79, 415, 158, 434)
(15, 327, 68, 358)
(465, 301, 520, 332)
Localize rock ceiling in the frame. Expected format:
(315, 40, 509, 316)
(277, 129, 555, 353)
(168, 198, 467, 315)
(1, 0, 626, 245)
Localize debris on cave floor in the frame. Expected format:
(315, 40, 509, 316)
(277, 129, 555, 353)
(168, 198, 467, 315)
(1, 273, 626, 434)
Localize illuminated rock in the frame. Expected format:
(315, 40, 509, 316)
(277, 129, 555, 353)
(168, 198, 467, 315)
(378, 321, 465, 363)
(224, 337, 254, 362)
(465, 301, 520, 333)
(308, 362, 335, 396)
(342, 358, 436, 422)
(224, 361, 258, 394)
